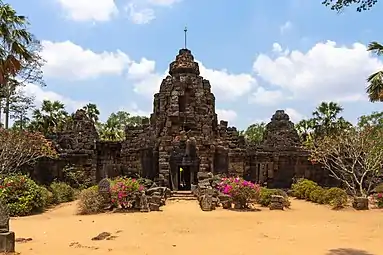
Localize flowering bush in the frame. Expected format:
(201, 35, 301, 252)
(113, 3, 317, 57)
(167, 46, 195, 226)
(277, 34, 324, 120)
(0, 175, 46, 216)
(374, 193, 383, 208)
(110, 177, 144, 209)
(217, 177, 260, 208)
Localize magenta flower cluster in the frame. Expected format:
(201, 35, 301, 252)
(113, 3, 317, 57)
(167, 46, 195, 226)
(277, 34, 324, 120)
(217, 177, 260, 207)
(110, 177, 144, 208)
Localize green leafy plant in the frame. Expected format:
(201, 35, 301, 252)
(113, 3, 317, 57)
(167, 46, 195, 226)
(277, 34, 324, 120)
(324, 187, 348, 209)
(291, 179, 318, 199)
(0, 175, 46, 216)
(77, 186, 105, 215)
(50, 182, 75, 204)
(257, 188, 290, 208)
(309, 187, 326, 204)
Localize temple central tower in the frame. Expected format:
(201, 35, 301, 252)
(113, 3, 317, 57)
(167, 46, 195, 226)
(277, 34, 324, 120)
(150, 48, 219, 190)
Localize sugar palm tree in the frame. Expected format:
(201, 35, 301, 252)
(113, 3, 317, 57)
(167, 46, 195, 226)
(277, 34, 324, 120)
(29, 100, 68, 135)
(82, 103, 100, 123)
(366, 42, 383, 102)
(312, 102, 351, 137)
(0, 1, 34, 85)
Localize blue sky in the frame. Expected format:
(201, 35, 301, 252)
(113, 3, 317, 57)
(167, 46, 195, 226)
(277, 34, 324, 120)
(6, 0, 383, 130)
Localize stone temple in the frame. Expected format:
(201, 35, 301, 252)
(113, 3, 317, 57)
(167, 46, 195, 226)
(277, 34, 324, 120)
(33, 48, 331, 190)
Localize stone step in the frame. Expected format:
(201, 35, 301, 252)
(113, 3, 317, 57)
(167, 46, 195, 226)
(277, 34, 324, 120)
(168, 196, 197, 201)
(169, 191, 196, 201)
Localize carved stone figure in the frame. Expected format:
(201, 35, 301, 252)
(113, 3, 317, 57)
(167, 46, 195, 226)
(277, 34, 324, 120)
(140, 191, 150, 212)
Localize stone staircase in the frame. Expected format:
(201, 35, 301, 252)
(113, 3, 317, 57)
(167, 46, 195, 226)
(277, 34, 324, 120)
(168, 190, 196, 201)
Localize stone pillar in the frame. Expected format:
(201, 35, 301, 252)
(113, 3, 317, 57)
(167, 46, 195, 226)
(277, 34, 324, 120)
(0, 201, 15, 253)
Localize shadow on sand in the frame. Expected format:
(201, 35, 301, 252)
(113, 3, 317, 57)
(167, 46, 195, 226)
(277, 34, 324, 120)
(326, 248, 374, 255)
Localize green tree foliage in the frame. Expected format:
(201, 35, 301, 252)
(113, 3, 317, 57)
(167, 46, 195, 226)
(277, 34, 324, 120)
(0, 1, 44, 127)
(296, 102, 352, 143)
(82, 103, 100, 123)
(98, 111, 149, 141)
(357, 111, 383, 129)
(28, 100, 69, 135)
(240, 122, 266, 144)
(322, 0, 378, 12)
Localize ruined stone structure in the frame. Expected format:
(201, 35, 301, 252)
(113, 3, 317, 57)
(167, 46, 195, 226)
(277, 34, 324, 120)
(34, 48, 331, 190)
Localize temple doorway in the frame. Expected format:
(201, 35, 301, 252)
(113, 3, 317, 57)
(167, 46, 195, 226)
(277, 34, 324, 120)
(178, 166, 191, 190)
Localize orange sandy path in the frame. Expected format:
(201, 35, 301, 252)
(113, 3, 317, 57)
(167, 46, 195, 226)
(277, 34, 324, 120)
(10, 199, 383, 255)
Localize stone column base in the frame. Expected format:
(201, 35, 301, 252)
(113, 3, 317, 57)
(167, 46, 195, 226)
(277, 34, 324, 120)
(0, 231, 15, 252)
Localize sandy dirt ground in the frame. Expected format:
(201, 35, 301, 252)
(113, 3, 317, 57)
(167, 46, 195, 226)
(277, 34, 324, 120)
(10, 199, 383, 255)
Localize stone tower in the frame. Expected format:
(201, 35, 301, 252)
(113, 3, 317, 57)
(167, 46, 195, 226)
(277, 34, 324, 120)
(150, 48, 219, 189)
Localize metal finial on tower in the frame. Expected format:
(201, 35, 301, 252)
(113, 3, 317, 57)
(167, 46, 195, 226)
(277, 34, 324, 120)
(184, 26, 187, 49)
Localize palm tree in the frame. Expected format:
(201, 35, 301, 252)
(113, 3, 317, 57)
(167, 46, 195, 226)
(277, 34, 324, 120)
(82, 103, 100, 123)
(29, 100, 68, 135)
(99, 113, 122, 141)
(312, 101, 351, 137)
(366, 42, 383, 102)
(0, 2, 38, 127)
(0, 1, 34, 85)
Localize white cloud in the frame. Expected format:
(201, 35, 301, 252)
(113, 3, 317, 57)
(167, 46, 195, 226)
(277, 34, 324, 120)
(126, 3, 155, 24)
(253, 41, 383, 103)
(249, 87, 284, 106)
(56, 0, 118, 22)
(22, 84, 86, 112)
(125, 0, 181, 24)
(272, 43, 282, 53)
(280, 21, 292, 34)
(199, 62, 256, 100)
(285, 108, 304, 123)
(119, 102, 151, 117)
(216, 109, 237, 123)
(41, 40, 131, 80)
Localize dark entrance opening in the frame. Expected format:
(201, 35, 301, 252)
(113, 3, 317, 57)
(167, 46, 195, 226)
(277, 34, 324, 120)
(178, 166, 191, 190)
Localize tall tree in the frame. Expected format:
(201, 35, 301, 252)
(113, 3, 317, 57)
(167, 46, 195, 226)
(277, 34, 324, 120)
(0, 2, 44, 127)
(29, 100, 68, 135)
(82, 103, 100, 123)
(310, 126, 383, 197)
(9, 88, 34, 130)
(311, 101, 352, 137)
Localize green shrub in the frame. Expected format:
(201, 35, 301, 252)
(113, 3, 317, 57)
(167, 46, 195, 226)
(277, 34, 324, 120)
(291, 179, 318, 199)
(324, 187, 348, 209)
(50, 182, 75, 204)
(308, 187, 326, 204)
(77, 186, 105, 215)
(39, 186, 55, 207)
(258, 188, 290, 207)
(0, 175, 46, 216)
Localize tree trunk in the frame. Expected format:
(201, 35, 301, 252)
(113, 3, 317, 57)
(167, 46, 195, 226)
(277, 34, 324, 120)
(4, 95, 9, 129)
(0, 98, 2, 127)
